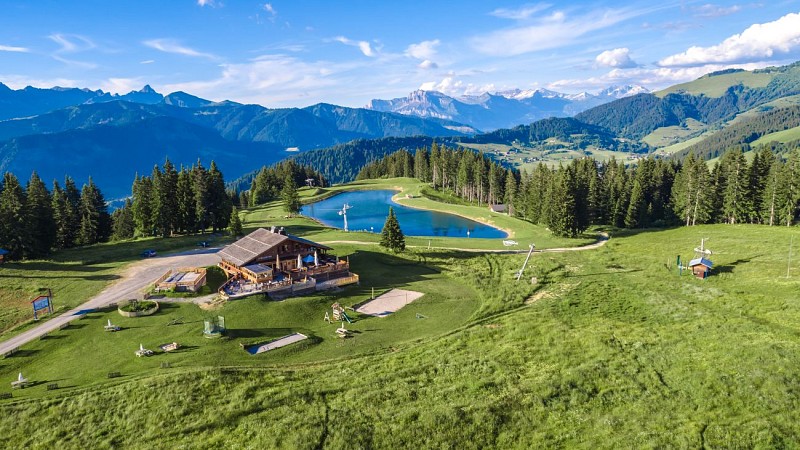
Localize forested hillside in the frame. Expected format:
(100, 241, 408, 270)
(357, 144, 800, 236)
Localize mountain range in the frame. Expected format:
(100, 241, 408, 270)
(3, 61, 800, 200)
(365, 85, 649, 131)
(0, 83, 478, 199)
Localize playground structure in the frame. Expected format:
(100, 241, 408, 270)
(135, 344, 154, 357)
(104, 319, 121, 332)
(515, 244, 536, 281)
(327, 302, 353, 323)
(203, 316, 226, 338)
(10, 373, 28, 389)
(154, 267, 207, 293)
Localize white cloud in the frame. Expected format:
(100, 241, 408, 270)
(693, 4, 741, 18)
(263, 3, 276, 16)
(595, 48, 637, 68)
(489, 4, 551, 20)
(333, 36, 376, 57)
(659, 12, 800, 67)
(48, 34, 95, 53)
(140, 59, 155, 64)
(197, 0, 221, 7)
(0, 45, 29, 53)
(405, 39, 440, 60)
(419, 76, 496, 97)
(472, 7, 649, 56)
(157, 54, 348, 106)
(418, 60, 438, 70)
(99, 77, 145, 94)
(143, 39, 218, 60)
(548, 62, 770, 92)
(0, 75, 81, 90)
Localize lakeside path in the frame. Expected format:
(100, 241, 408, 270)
(321, 232, 610, 254)
(0, 248, 222, 355)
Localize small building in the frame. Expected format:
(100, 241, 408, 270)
(218, 227, 358, 299)
(0, 248, 8, 264)
(689, 257, 713, 279)
(154, 267, 207, 292)
(489, 204, 507, 214)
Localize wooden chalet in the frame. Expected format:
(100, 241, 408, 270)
(218, 227, 358, 299)
(689, 257, 713, 279)
(219, 227, 333, 282)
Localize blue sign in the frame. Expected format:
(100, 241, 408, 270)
(32, 296, 51, 311)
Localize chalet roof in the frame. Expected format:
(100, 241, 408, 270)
(689, 257, 713, 269)
(0, 249, 8, 255)
(489, 204, 507, 213)
(219, 228, 331, 267)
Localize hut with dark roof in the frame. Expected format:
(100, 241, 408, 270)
(689, 257, 713, 279)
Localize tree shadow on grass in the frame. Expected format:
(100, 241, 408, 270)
(714, 257, 754, 274)
(8, 349, 38, 357)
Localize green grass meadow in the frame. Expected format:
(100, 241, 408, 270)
(1, 183, 800, 448)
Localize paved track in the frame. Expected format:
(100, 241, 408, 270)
(0, 248, 221, 356)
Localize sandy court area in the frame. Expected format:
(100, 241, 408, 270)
(356, 289, 424, 317)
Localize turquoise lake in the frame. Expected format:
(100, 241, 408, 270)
(300, 190, 507, 238)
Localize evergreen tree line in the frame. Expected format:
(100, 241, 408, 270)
(356, 143, 515, 206)
(356, 144, 800, 237)
(126, 159, 231, 239)
(244, 160, 326, 209)
(0, 172, 111, 260)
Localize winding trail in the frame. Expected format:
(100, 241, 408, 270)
(0, 248, 222, 356)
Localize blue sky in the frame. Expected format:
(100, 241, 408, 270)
(1, 0, 799, 107)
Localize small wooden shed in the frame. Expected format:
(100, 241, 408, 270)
(689, 257, 713, 279)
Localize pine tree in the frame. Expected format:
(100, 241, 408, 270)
(112, 199, 135, 241)
(77, 178, 111, 245)
(625, 178, 646, 228)
(720, 149, 751, 224)
(51, 181, 73, 249)
(25, 171, 55, 258)
(228, 206, 244, 237)
(63, 176, 81, 246)
(193, 161, 210, 232)
(281, 173, 301, 215)
(208, 161, 231, 232)
(176, 167, 197, 234)
(379, 206, 405, 252)
(0, 172, 29, 259)
(546, 168, 579, 237)
(151, 158, 179, 237)
(132, 174, 154, 237)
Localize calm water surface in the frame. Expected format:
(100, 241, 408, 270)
(301, 190, 507, 238)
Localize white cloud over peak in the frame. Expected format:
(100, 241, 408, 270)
(333, 36, 376, 57)
(489, 3, 551, 20)
(99, 77, 146, 94)
(659, 12, 800, 67)
(472, 7, 648, 56)
(405, 39, 440, 60)
(0, 45, 29, 53)
(143, 39, 218, 60)
(419, 76, 496, 97)
(595, 48, 637, 68)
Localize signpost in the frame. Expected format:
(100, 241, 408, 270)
(31, 289, 54, 320)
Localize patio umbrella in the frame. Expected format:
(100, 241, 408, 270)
(297, 253, 303, 268)
(314, 250, 319, 266)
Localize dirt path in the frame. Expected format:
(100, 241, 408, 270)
(320, 232, 610, 254)
(0, 248, 222, 355)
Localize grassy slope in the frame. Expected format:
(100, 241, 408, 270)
(0, 233, 230, 338)
(751, 125, 800, 146)
(655, 71, 775, 98)
(2, 224, 799, 448)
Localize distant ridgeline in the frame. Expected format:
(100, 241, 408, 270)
(357, 145, 800, 237)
